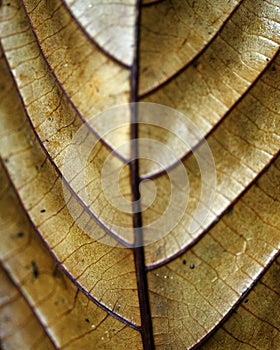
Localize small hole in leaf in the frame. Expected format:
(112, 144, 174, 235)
(182, 259, 186, 265)
(40, 209, 46, 213)
(189, 263, 195, 269)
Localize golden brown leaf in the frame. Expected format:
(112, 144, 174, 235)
(0, 0, 279, 349)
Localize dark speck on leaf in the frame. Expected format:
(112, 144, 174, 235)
(85, 318, 90, 323)
(31, 261, 39, 278)
(189, 263, 195, 269)
(266, 58, 270, 61)
(17, 232, 24, 238)
(272, 66, 276, 71)
(52, 264, 59, 277)
(40, 209, 46, 213)
(156, 246, 162, 256)
(4, 158, 9, 163)
(182, 259, 186, 265)
(244, 299, 249, 303)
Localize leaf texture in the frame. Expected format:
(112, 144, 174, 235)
(0, 162, 143, 349)
(200, 256, 280, 349)
(0, 266, 55, 350)
(0, 0, 279, 349)
(62, 0, 137, 67)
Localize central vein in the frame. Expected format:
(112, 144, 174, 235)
(129, 1, 155, 349)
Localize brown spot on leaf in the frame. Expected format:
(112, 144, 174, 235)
(31, 261, 39, 279)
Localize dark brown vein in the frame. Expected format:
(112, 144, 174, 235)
(130, 1, 155, 349)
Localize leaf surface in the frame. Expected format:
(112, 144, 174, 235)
(0, 0, 279, 349)
(0, 266, 55, 350)
(0, 163, 142, 349)
(0, 47, 140, 325)
(201, 256, 280, 349)
(62, 0, 137, 67)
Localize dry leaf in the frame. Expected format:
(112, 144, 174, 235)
(0, 0, 279, 349)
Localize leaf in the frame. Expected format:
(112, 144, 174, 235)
(0, 0, 279, 349)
